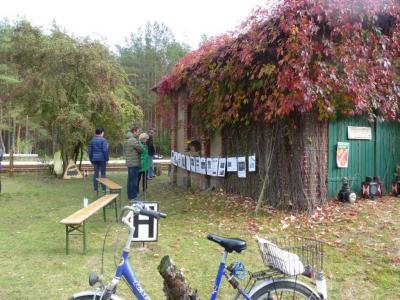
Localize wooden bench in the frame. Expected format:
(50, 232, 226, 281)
(60, 193, 119, 254)
(96, 178, 123, 207)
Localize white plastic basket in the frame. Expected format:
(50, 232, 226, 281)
(256, 236, 324, 276)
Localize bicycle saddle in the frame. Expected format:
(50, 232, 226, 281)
(207, 234, 247, 253)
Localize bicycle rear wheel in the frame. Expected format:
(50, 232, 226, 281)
(68, 296, 101, 300)
(251, 280, 320, 299)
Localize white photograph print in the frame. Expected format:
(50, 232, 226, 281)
(218, 158, 226, 177)
(248, 154, 256, 172)
(200, 157, 207, 174)
(227, 157, 238, 172)
(237, 156, 246, 178)
(181, 154, 186, 169)
(211, 158, 219, 176)
(195, 157, 201, 173)
(190, 156, 196, 172)
(186, 155, 191, 171)
(207, 158, 213, 175)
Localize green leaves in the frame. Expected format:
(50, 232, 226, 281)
(0, 20, 142, 158)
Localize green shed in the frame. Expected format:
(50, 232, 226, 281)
(328, 116, 400, 197)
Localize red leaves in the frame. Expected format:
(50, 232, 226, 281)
(157, 0, 400, 130)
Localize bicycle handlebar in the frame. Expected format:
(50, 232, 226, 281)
(140, 209, 167, 219)
(120, 203, 167, 223)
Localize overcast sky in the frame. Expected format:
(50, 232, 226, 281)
(1, 0, 270, 50)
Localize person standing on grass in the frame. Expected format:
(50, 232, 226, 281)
(138, 133, 150, 198)
(88, 127, 109, 194)
(124, 126, 143, 202)
(147, 128, 156, 178)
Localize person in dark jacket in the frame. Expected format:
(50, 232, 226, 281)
(88, 127, 109, 193)
(147, 128, 156, 178)
(123, 126, 143, 201)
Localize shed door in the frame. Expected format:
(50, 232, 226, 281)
(375, 121, 400, 192)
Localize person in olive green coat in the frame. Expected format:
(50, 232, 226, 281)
(137, 133, 150, 197)
(124, 127, 143, 201)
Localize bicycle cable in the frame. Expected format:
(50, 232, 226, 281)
(112, 228, 131, 290)
(101, 225, 113, 275)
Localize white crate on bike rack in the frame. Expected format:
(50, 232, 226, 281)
(256, 236, 324, 276)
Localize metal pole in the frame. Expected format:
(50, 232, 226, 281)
(144, 170, 147, 201)
(9, 149, 14, 177)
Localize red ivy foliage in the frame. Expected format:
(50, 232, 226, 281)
(157, 0, 400, 131)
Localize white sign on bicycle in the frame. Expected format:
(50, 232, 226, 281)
(132, 202, 159, 242)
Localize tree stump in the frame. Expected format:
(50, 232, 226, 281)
(158, 255, 200, 300)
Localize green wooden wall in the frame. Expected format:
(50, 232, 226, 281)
(328, 116, 400, 197)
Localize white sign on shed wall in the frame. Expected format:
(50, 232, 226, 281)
(132, 202, 159, 242)
(347, 126, 372, 140)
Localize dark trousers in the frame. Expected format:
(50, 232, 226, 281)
(148, 155, 154, 177)
(92, 161, 106, 192)
(127, 166, 140, 200)
(138, 171, 148, 193)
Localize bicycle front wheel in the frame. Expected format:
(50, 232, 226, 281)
(68, 291, 123, 300)
(251, 280, 320, 299)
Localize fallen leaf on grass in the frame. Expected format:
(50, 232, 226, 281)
(281, 223, 289, 230)
(390, 257, 400, 265)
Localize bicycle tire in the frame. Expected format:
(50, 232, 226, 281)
(68, 291, 123, 300)
(68, 296, 101, 300)
(251, 280, 320, 299)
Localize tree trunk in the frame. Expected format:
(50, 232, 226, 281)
(60, 145, 68, 175)
(0, 106, 4, 151)
(158, 256, 200, 300)
(16, 124, 21, 153)
(255, 125, 277, 212)
(52, 124, 57, 155)
(255, 174, 269, 212)
(25, 115, 29, 153)
(12, 117, 16, 152)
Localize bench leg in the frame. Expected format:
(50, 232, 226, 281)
(114, 199, 118, 222)
(110, 188, 122, 217)
(66, 226, 69, 255)
(65, 224, 86, 255)
(83, 221, 87, 255)
(103, 207, 106, 222)
(110, 188, 121, 208)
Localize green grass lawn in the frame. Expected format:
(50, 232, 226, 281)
(0, 172, 399, 299)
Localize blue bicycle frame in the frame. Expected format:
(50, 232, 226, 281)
(210, 251, 252, 300)
(114, 249, 150, 300)
(107, 207, 152, 300)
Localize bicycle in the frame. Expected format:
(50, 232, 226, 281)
(69, 202, 328, 299)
